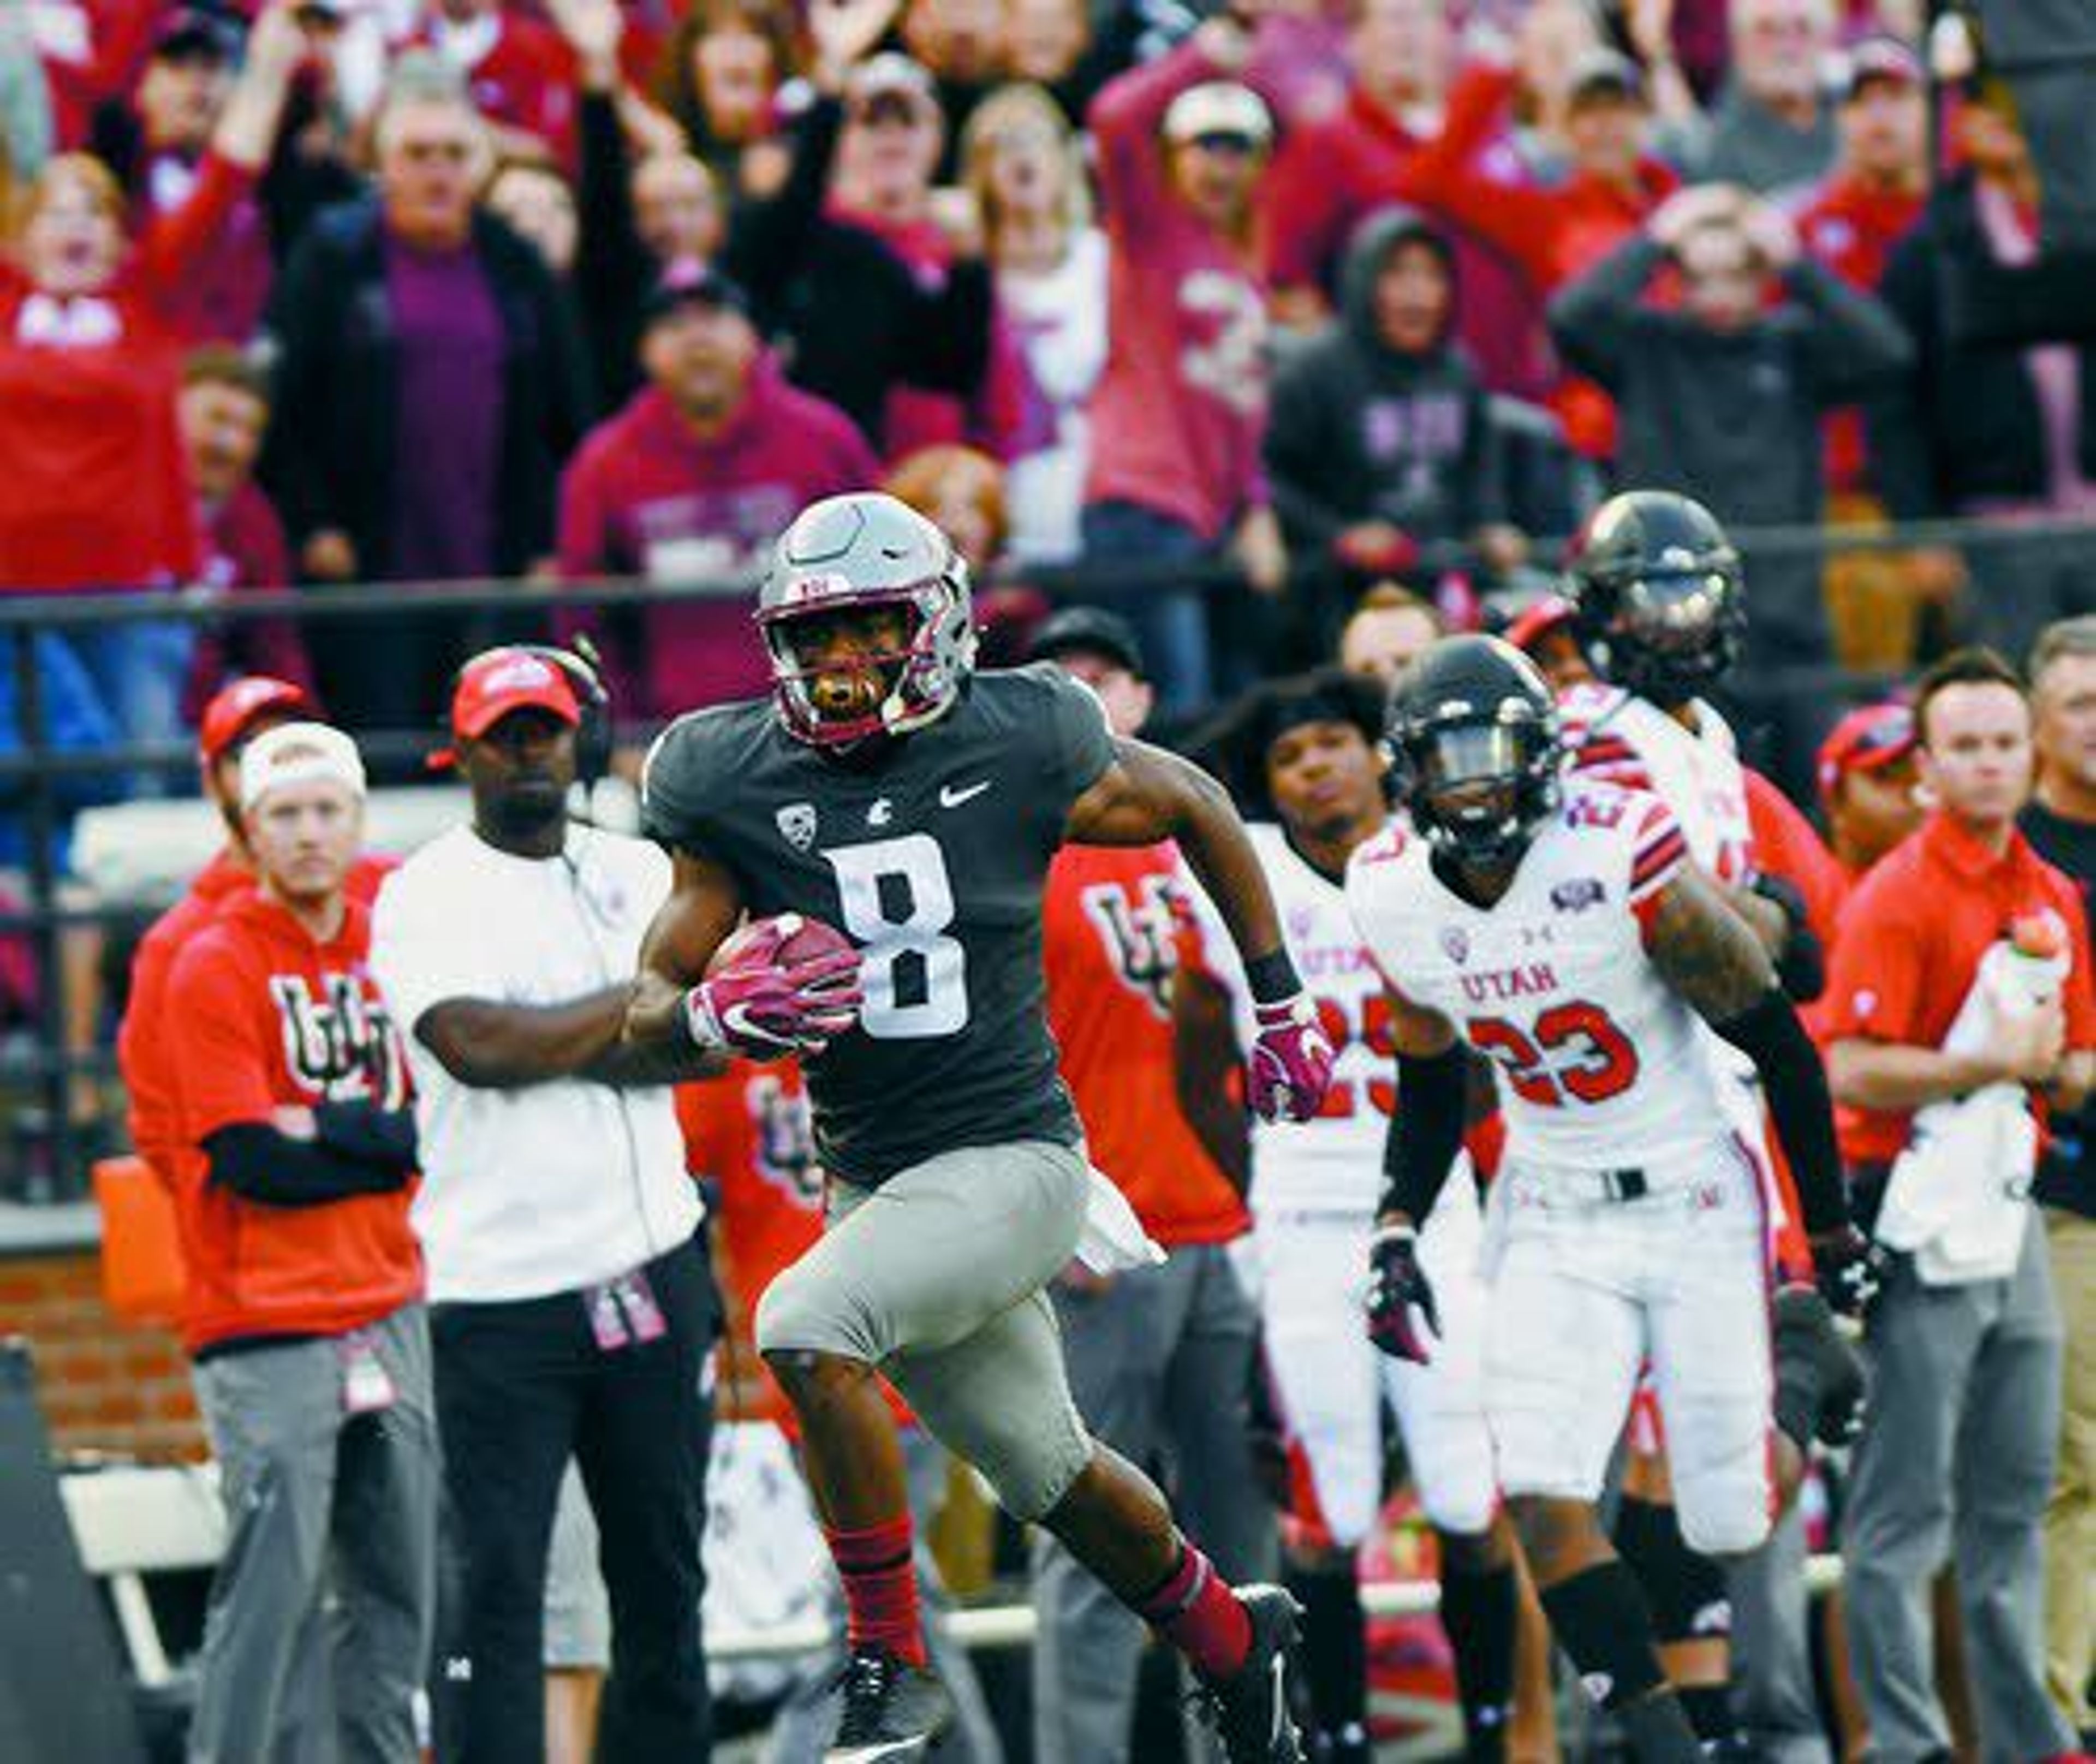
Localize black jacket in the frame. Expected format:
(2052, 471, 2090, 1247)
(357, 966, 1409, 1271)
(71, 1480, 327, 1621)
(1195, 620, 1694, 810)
(1868, 172, 2096, 519)
(263, 199, 594, 582)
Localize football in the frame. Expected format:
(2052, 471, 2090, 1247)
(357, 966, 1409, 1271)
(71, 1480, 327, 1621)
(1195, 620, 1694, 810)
(708, 913, 856, 975)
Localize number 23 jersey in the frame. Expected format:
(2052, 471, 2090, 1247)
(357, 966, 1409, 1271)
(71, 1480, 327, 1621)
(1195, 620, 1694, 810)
(1346, 784, 1732, 1174)
(641, 665, 1116, 1188)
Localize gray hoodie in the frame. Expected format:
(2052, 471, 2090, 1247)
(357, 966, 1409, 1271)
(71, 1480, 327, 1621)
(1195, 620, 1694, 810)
(1265, 210, 1505, 563)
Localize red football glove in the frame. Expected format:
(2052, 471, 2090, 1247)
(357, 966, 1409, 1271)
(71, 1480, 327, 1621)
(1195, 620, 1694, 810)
(1247, 993, 1336, 1122)
(682, 915, 864, 1058)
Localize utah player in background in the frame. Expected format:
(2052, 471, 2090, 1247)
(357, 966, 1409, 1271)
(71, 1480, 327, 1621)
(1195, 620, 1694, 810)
(1174, 669, 1549, 1764)
(1559, 491, 1854, 1760)
(1352, 637, 1872, 1764)
(1026, 607, 1279, 1764)
(627, 493, 1335, 1762)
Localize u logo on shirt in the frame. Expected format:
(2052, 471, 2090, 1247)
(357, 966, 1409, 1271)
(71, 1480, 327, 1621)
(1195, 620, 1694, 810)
(269, 974, 410, 1108)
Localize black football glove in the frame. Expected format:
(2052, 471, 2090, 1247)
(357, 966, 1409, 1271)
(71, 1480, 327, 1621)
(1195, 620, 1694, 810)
(1809, 1224, 1882, 1321)
(1367, 1220, 1440, 1363)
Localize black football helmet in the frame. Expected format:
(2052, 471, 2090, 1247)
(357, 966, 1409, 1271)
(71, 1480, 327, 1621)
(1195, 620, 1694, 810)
(1385, 634, 1564, 868)
(1565, 491, 1744, 709)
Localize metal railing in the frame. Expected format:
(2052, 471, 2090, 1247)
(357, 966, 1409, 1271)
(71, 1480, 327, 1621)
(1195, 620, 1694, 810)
(6, 511, 2095, 1200)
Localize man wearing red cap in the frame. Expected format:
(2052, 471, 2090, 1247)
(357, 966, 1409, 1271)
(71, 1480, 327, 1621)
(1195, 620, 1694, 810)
(1817, 701, 1924, 882)
(369, 645, 722, 1763)
(118, 676, 392, 1189)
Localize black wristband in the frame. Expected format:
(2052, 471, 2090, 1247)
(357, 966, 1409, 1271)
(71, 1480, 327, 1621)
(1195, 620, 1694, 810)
(1244, 949, 1303, 1004)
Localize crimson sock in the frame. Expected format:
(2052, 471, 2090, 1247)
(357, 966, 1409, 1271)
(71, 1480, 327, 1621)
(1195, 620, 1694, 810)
(827, 1517, 927, 1667)
(1135, 1541, 1252, 1683)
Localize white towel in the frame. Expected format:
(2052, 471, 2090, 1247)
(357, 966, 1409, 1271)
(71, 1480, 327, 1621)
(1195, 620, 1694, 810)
(1878, 941, 2061, 1285)
(1074, 1166, 1167, 1274)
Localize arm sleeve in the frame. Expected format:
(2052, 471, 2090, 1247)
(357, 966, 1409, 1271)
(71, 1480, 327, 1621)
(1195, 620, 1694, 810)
(1088, 38, 1211, 241)
(1785, 256, 1914, 404)
(1379, 1043, 1468, 1221)
(1707, 989, 1850, 1235)
(1392, 64, 1556, 290)
(1546, 234, 1664, 390)
(311, 1100, 420, 1172)
(1041, 665, 1117, 803)
(1626, 797, 1690, 929)
(133, 152, 258, 305)
(203, 1122, 412, 1207)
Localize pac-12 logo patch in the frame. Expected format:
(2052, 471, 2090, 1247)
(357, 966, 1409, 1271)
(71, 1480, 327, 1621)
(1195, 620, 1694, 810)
(1550, 877, 1605, 913)
(776, 802, 818, 851)
(1440, 926, 1470, 964)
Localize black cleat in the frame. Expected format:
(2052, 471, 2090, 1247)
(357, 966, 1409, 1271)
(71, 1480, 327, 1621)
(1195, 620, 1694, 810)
(1774, 1284, 1867, 1447)
(1196, 1584, 1308, 1763)
(825, 1648, 954, 1762)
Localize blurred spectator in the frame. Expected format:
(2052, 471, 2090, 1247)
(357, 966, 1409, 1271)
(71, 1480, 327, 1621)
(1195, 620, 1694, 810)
(1261, 0, 1547, 399)
(1026, 604, 1276, 1764)
(1826, 649, 2089, 1764)
(0, 631, 117, 877)
(883, 445, 1008, 577)
(0, 6, 301, 772)
(489, 153, 580, 272)
(370, 649, 720, 1763)
(1548, 182, 1911, 716)
(89, 8, 278, 345)
(727, 7, 1001, 459)
(265, 51, 592, 732)
(1815, 699, 1922, 877)
(650, 0, 799, 198)
(1660, 0, 1841, 191)
(903, 0, 1007, 177)
(556, 262, 876, 726)
(409, 0, 580, 165)
(1267, 209, 1522, 649)
(827, 52, 1026, 461)
(961, 82, 1105, 564)
(1500, 588, 1595, 689)
(1868, 79, 2096, 669)
(1792, 36, 1930, 670)
(634, 151, 723, 264)
(1081, 17, 1284, 712)
(1003, 0, 1170, 124)
(1401, 45, 1678, 460)
(27, 2, 165, 148)
(179, 345, 316, 720)
(2017, 616, 2096, 1743)
(1335, 580, 1443, 686)
(167, 722, 434, 1764)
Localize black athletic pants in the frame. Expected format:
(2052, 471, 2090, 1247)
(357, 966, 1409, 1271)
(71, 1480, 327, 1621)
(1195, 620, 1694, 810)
(430, 1232, 719, 1763)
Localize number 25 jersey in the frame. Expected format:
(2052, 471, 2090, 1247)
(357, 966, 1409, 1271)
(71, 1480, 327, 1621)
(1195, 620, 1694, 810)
(642, 664, 1116, 1188)
(1346, 784, 1732, 1174)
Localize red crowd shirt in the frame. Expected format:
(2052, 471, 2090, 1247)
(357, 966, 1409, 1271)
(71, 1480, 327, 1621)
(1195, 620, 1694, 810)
(122, 851, 396, 1189)
(407, 13, 579, 165)
(1083, 39, 1273, 541)
(1396, 62, 1677, 459)
(1260, 84, 1551, 401)
(555, 367, 877, 718)
(0, 152, 253, 592)
(1791, 173, 1925, 494)
(181, 484, 317, 723)
(164, 890, 422, 1353)
(1823, 811, 2096, 1165)
(1042, 843, 1248, 1247)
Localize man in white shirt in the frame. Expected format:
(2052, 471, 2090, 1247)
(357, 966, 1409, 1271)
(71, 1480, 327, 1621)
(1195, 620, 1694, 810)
(368, 646, 719, 1764)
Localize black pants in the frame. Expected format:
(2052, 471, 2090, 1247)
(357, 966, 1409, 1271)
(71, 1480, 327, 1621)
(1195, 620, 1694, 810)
(430, 1233, 719, 1763)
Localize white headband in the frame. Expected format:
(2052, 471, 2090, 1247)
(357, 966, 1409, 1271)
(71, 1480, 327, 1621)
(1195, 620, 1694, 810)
(240, 722, 367, 812)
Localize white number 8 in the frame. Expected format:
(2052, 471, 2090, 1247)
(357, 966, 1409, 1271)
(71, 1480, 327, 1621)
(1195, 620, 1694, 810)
(823, 835, 969, 1039)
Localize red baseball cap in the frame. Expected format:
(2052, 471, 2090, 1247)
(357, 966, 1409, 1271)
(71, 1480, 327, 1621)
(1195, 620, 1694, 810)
(198, 675, 317, 764)
(1817, 701, 1916, 803)
(1503, 593, 1577, 657)
(449, 647, 582, 740)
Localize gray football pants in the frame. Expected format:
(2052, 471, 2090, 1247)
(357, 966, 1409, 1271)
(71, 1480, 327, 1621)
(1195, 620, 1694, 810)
(187, 1304, 439, 1764)
(1842, 1212, 2074, 1762)
(755, 1139, 1095, 1522)
(1030, 1241, 1278, 1764)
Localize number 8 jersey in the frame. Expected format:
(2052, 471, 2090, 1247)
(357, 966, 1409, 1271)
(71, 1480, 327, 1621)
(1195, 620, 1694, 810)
(641, 663, 1116, 1189)
(1346, 783, 1738, 1175)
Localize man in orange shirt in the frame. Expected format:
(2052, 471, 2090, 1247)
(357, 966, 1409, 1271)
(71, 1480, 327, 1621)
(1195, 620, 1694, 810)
(1824, 649, 2093, 1764)
(118, 674, 394, 1187)
(165, 720, 433, 1764)
(1025, 608, 1277, 1764)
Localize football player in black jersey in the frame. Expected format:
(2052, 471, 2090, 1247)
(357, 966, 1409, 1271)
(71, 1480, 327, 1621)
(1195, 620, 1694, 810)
(626, 493, 1336, 1762)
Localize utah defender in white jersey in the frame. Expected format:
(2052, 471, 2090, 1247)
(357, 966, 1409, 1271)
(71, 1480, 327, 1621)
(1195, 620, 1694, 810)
(1349, 637, 1871, 1764)
(1174, 672, 1532, 1764)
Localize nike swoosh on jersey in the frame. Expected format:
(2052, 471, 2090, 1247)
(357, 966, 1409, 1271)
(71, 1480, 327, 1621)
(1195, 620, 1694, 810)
(938, 780, 992, 808)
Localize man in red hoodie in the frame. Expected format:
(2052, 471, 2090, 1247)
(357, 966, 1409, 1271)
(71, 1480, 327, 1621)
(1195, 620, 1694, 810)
(555, 260, 877, 729)
(166, 720, 433, 1764)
